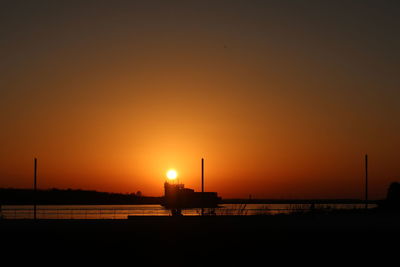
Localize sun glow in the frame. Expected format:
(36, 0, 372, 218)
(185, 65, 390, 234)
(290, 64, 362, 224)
(166, 169, 178, 180)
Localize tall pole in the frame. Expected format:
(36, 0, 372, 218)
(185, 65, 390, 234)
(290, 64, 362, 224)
(201, 158, 204, 216)
(365, 154, 368, 210)
(201, 158, 204, 193)
(34, 158, 37, 220)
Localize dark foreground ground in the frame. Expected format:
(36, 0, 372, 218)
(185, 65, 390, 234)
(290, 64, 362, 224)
(1, 212, 400, 266)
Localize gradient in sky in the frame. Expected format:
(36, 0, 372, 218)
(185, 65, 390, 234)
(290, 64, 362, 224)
(1, 0, 399, 199)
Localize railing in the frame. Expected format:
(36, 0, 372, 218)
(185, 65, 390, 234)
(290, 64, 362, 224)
(0, 207, 170, 219)
(0, 204, 377, 219)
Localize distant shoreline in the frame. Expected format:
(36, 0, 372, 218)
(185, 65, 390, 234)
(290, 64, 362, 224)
(221, 199, 379, 204)
(0, 188, 380, 205)
(1, 199, 378, 205)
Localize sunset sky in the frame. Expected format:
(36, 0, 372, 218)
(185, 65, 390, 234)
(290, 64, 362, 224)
(1, 1, 399, 199)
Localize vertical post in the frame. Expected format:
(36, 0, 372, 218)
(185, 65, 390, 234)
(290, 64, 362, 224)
(365, 154, 368, 210)
(201, 158, 204, 216)
(34, 158, 37, 220)
(201, 158, 204, 193)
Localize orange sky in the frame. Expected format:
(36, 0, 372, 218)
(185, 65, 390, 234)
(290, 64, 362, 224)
(1, 1, 399, 199)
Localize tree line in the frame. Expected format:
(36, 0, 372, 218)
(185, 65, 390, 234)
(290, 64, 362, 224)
(0, 188, 163, 205)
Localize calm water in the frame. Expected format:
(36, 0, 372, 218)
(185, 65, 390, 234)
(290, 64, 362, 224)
(0, 203, 377, 219)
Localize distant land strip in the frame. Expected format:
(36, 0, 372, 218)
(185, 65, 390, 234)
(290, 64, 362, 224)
(0, 188, 379, 205)
(0, 188, 162, 205)
(220, 199, 378, 204)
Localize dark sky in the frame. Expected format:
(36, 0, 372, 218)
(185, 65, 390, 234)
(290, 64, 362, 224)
(1, 1, 399, 198)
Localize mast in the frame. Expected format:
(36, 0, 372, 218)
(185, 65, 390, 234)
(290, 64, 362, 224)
(365, 154, 368, 210)
(34, 158, 37, 220)
(201, 158, 204, 216)
(201, 158, 204, 193)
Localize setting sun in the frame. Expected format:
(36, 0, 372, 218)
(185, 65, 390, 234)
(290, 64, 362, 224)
(166, 169, 178, 180)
